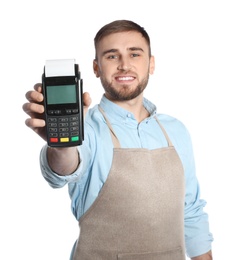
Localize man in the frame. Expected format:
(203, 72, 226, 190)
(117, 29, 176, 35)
(23, 20, 213, 259)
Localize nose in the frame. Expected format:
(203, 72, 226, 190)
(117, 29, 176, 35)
(117, 57, 131, 71)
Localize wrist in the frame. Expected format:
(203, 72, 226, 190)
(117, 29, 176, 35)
(47, 146, 80, 175)
(191, 250, 212, 260)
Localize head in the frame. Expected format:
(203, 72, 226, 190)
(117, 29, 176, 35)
(94, 20, 152, 59)
(93, 20, 155, 102)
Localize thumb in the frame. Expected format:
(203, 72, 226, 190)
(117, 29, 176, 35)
(83, 92, 92, 116)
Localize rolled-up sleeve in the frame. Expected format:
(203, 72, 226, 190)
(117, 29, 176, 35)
(39, 145, 83, 188)
(184, 177, 213, 257)
(181, 132, 214, 257)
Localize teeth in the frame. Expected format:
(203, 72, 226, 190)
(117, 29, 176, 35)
(118, 77, 133, 81)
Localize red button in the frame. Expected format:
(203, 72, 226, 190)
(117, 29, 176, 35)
(50, 138, 58, 143)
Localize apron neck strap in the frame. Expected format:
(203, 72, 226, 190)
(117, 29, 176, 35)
(154, 116, 174, 147)
(98, 105, 121, 148)
(98, 106, 173, 148)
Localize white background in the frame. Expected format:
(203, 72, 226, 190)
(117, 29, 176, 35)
(1, 0, 241, 259)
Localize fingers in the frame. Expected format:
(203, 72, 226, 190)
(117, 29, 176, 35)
(23, 83, 45, 118)
(25, 88, 44, 103)
(23, 87, 92, 135)
(25, 117, 47, 141)
(25, 118, 46, 128)
(83, 92, 92, 107)
(23, 83, 47, 141)
(33, 83, 42, 92)
(22, 102, 44, 116)
(23, 84, 45, 128)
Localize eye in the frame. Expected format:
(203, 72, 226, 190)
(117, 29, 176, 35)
(131, 53, 140, 58)
(107, 55, 118, 59)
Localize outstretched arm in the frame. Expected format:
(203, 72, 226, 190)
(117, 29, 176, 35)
(23, 83, 92, 176)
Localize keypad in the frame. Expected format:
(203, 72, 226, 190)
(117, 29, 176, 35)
(47, 110, 80, 145)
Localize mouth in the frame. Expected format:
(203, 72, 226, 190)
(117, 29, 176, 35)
(115, 76, 135, 82)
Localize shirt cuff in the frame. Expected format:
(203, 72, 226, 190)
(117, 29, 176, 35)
(186, 232, 214, 258)
(39, 144, 83, 188)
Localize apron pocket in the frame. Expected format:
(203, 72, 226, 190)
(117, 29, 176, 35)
(117, 247, 184, 260)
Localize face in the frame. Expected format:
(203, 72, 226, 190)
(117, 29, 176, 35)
(93, 31, 155, 102)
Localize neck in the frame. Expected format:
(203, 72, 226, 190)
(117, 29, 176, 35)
(109, 95, 150, 123)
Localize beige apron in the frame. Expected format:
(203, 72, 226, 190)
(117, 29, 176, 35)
(73, 108, 185, 260)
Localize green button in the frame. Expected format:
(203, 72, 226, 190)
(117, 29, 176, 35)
(71, 136, 79, 142)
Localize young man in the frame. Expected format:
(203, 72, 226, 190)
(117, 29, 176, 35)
(23, 20, 213, 260)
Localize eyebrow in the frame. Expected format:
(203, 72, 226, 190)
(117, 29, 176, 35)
(101, 47, 144, 57)
(102, 49, 118, 56)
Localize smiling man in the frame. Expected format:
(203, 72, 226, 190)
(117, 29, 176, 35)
(23, 20, 213, 260)
(94, 30, 153, 105)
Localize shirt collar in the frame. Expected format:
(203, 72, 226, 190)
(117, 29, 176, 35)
(99, 94, 157, 122)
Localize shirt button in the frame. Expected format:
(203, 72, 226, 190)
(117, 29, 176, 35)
(127, 114, 132, 118)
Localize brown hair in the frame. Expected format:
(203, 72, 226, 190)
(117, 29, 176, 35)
(94, 20, 151, 59)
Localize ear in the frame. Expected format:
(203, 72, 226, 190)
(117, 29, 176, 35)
(149, 55, 155, 75)
(93, 59, 100, 78)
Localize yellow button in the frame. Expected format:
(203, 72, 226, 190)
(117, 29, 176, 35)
(60, 137, 69, 142)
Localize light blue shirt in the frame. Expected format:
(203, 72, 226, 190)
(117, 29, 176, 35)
(40, 95, 213, 258)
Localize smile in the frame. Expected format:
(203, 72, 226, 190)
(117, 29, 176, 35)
(116, 76, 135, 81)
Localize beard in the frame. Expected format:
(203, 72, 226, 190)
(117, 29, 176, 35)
(100, 73, 149, 101)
